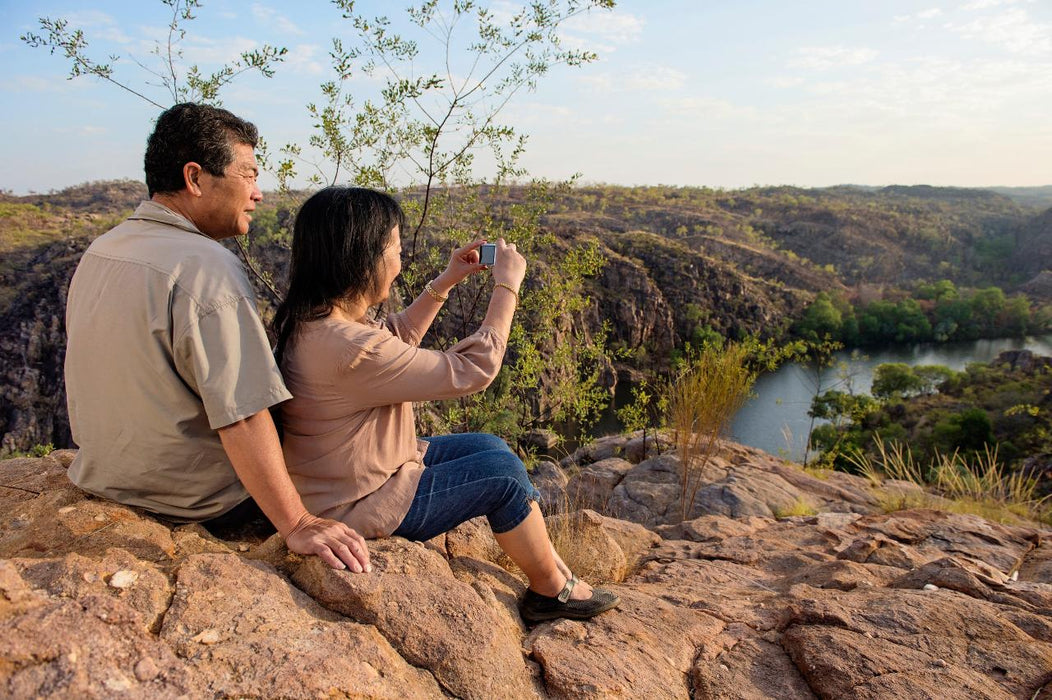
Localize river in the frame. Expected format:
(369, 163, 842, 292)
(729, 334, 1052, 462)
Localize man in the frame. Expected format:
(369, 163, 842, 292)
(64, 103, 369, 573)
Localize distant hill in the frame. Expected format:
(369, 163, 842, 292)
(986, 186, 1052, 210)
(1, 180, 1050, 454)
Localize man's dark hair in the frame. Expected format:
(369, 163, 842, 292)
(144, 102, 258, 196)
(272, 187, 406, 364)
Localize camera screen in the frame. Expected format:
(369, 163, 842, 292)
(479, 243, 496, 265)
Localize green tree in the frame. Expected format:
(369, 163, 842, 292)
(969, 287, 1006, 336)
(1002, 295, 1030, 337)
(21, 0, 287, 109)
(24, 0, 621, 447)
(794, 292, 842, 342)
(871, 363, 924, 400)
(931, 408, 994, 453)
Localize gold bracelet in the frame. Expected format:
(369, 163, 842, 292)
(424, 280, 448, 302)
(494, 282, 520, 303)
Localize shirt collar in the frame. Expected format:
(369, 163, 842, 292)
(128, 200, 212, 240)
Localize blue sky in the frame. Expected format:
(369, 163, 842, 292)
(2, 0, 1050, 193)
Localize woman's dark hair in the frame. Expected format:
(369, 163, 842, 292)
(273, 186, 406, 364)
(144, 102, 258, 196)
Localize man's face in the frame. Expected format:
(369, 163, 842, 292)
(194, 142, 262, 240)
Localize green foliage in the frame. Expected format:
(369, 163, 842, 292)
(424, 182, 616, 443)
(792, 280, 1042, 348)
(931, 407, 994, 453)
(793, 292, 842, 342)
(26, 0, 621, 452)
(871, 363, 924, 400)
(8, 443, 55, 458)
(616, 380, 655, 434)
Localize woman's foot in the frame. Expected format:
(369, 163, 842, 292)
(520, 574, 620, 622)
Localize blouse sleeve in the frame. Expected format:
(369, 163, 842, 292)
(336, 324, 507, 409)
(384, 310, 424, 347)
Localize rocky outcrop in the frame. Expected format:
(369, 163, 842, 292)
(3, 441, 1052, 698)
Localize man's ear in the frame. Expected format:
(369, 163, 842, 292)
(183, 162, 204, 196)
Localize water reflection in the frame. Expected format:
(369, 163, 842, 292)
(730, 334, 1052, 462)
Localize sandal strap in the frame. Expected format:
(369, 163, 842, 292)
(557, 574, 579, 603)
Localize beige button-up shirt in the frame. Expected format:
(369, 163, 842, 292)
(64, 201, 292, 520)
(280, 311, 506, 538)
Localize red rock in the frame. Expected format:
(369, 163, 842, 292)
(527, 588, 723, 699)
(163, 553, 441, 698)
(293, 538, 536, 699)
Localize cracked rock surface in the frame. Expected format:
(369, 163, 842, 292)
(3, 440, 1052, 699)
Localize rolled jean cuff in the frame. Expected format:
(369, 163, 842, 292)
(489, 482, 542, 534)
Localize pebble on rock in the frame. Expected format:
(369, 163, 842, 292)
(134, 657, 160, 682)
(192, 629, 221, 645)
(108, 570, 139, 589)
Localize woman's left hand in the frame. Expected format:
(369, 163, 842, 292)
(438, 238, 489, 287)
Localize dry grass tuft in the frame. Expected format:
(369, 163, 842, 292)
(666, 342, 757, 522)
(847, 437, 1052, 526)
(771, 499, 819, 519)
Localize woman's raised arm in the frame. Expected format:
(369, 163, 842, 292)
(401, 239, 488, 337)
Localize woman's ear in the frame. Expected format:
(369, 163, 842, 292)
(182, 162, 204, 196)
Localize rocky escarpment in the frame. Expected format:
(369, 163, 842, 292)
(0, 237, 88, 454)
(3, 438, 1052, 698)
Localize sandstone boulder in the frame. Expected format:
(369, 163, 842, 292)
(162, 553, 441, 698)
(293, 537, 537, 699)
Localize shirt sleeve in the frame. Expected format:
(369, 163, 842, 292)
(384, 309, 424, 346)
(336, 324, 507, 409)
(173, 295, 293, 429)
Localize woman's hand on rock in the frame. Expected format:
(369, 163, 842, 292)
(491, 238, 527, 291)
(285, 513, 372, 573)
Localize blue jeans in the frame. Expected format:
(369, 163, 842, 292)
(392, 433, 541, 541)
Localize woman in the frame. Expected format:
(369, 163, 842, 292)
(273, 186, 619, 622)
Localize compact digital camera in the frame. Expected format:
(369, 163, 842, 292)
(479, 243, 497, 266)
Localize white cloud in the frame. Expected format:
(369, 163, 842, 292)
(578, 64, 687, 93)
(961, 0, 1033, 10)
(284, 44, 325, 75)
(661, 96, 760, 124)
(559, 9, 644, 54)
(789, 46, 878, 70)
(768, 76, 805, 88)
(58, 10, 133, 45)
(896, 7, 944, 23)
(251, 4, 306, 36)
(947, 8, 1052, 55)
(181, 35, 266, 66)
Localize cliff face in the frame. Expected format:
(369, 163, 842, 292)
(0, 237, 88, 454)
(2, 438, 1051, 698)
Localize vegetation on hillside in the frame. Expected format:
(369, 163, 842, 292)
(807, 351, 1052, 499)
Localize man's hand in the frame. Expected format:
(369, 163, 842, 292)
(285, 513, 372, 573)
(216, 409, 372, 574)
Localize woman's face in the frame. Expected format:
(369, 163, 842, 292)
(373, 224, 402, 304)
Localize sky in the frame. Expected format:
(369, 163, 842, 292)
(1, 0, 1050, 194)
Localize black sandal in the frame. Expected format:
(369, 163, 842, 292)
(519, 574, 621, 622)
